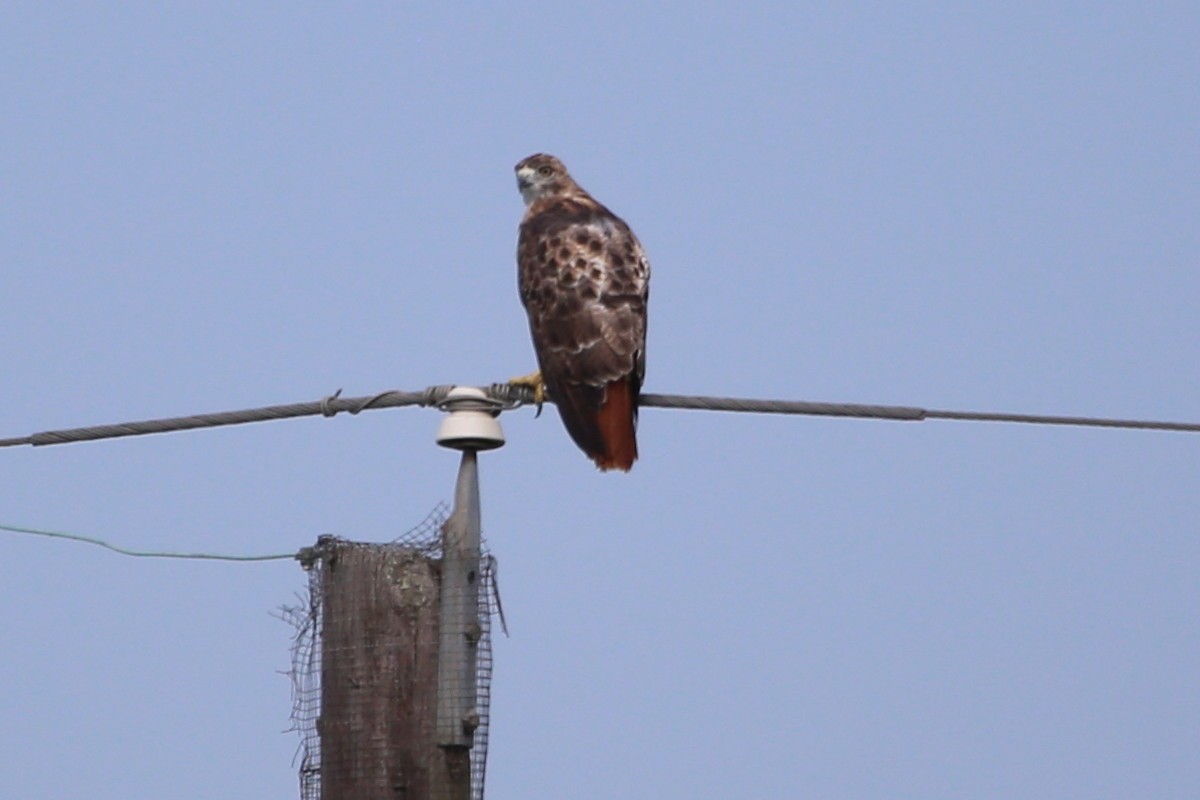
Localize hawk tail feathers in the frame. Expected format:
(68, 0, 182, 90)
(550, 377, 639, 472)
(592, 377, 638, 472)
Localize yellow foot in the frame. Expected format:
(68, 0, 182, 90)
(509, 370, 546, 417)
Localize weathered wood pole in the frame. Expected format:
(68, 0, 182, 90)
(317, 386, 502, 800)
(318, 539, 469, 799)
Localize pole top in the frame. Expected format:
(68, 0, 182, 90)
(435, 386, 506, 451)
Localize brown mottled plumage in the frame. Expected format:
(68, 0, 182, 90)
(514, 153, 650, 471)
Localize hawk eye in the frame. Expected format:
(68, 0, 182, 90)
(537, 165, 554, 177)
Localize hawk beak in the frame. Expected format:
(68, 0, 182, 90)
(516, 166, 537, 192)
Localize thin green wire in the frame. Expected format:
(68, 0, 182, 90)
(1, 523, 295, 562)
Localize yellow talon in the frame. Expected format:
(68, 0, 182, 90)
(509, 370, 546, 417)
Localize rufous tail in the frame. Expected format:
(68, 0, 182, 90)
(592, 377, 638, 471)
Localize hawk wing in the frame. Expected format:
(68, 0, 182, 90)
(518, 196, 649, 470)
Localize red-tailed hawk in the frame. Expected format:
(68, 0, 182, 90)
(513, 153, 650, 471)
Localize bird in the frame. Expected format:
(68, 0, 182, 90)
(511, 153, 650, 471)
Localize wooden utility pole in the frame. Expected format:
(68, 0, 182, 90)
(317, 539, 470, 799)
(314, 387, 504, 800)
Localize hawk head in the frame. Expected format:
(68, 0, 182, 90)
(515, 153, 578, 205)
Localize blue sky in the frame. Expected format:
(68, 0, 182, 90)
(2, 3, 1197, 798)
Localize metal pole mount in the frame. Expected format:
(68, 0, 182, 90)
(435, 387, 505, 748)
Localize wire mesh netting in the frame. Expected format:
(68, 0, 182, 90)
(282, 504, 500, 800)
